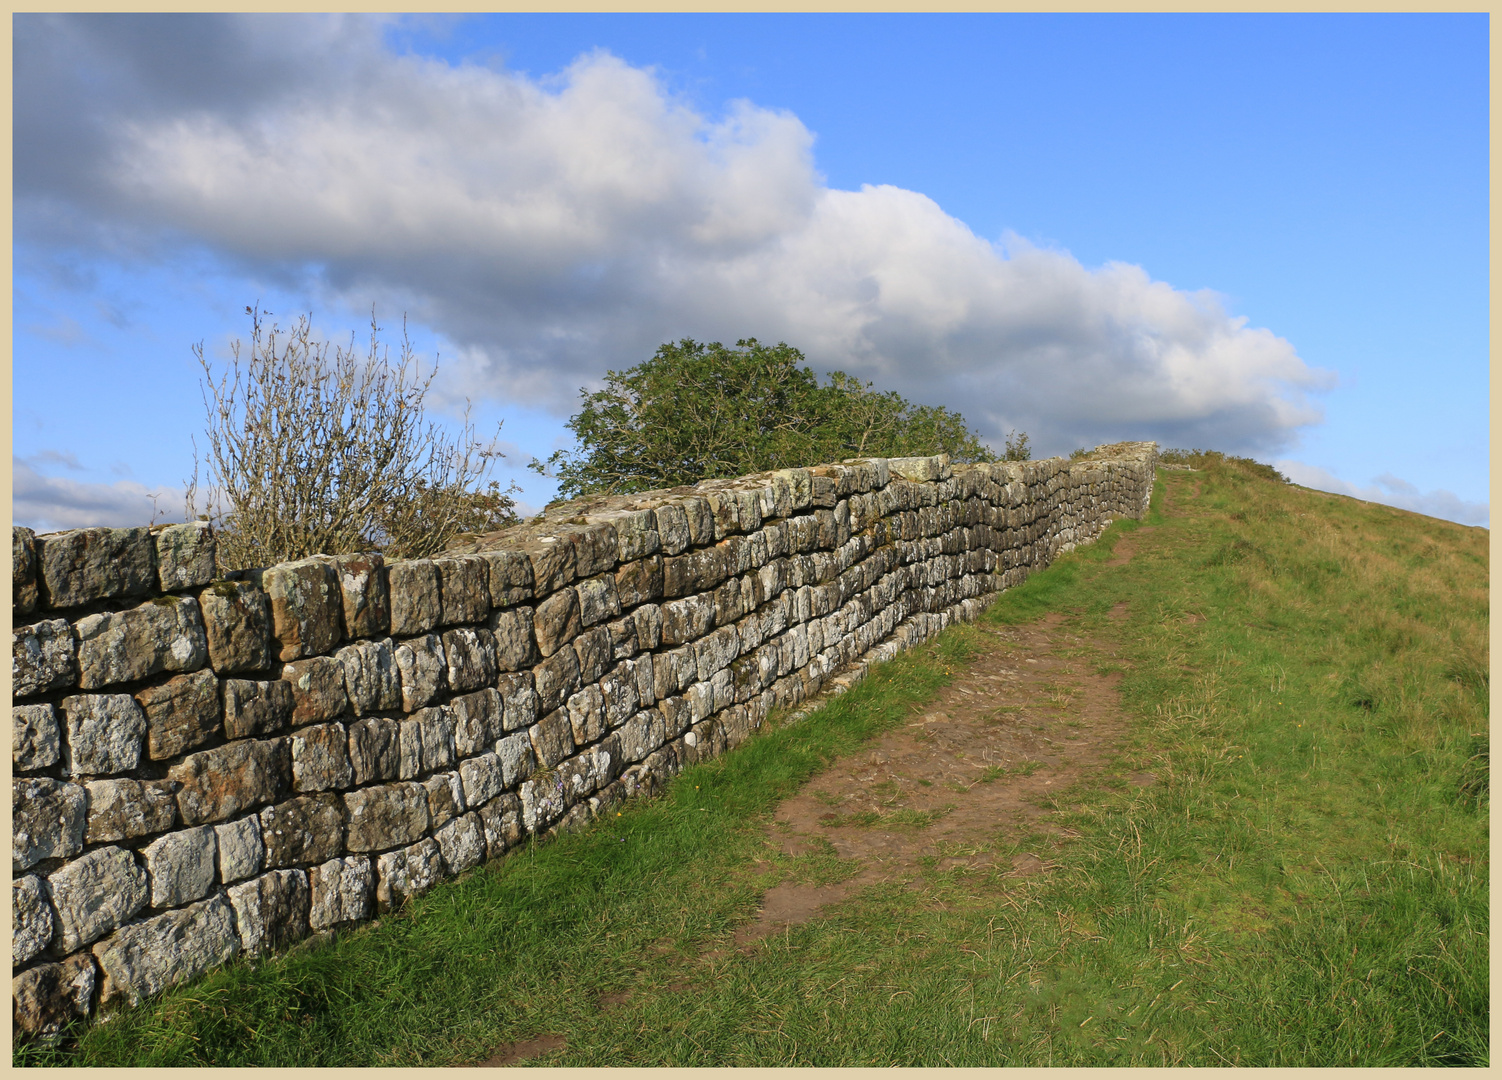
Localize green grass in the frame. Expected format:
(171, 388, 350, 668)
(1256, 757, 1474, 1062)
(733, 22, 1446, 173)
(21, 458, 1487, 1066)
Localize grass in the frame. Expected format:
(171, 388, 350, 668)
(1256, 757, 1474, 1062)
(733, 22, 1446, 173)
(20, 457, 1488, 1066)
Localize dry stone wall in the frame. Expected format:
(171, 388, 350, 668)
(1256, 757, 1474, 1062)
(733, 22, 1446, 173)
(11, 441, 1157, 1037)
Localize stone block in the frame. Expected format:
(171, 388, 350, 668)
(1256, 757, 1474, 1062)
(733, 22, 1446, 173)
(458, 752, 503, 807)
(13, 618, 77, 699)
(442, 626, 498, 693)
(495, 731, 535, 788)
(12, 953, 96, 1039)
(13, 875, 54, 965)
(436, 555, 490, 626)
(573, 625, 612, 685)
(572, 523, 620, 579)
(434, 813, 485, 875)
(47, 845, 148, 952)
(615, 555, 664, 608)
(606, 615, 638, 661)
(566, 684, 606, 746)
(616, 710, 669, 764)
(91, 894, 239, 1009)
(657, 694, 692, 739)
(335, 637, 402, 716)
(596, 508, 660, 562)
(347, 717, 400, 785)
(450, 688, 504, 756)
(628, 654, 657, 707)
(533, 587, 580, 657)
(557, 742, 616, 802)
(488, 606, 539, 672)
(228, 868, 310, 954)
(223, 677, 295, 739)
(154, 522, 217, 591)
(375, 838, 442, 911)
(281, 656, 348, 725)
(524, 536, 576, 597)
(84, 778, 177, 844)
(394, 633, 447, 711)
(600, 664, 640, 728)
(308, 855, 373, 931)
(519, 771, 569, 833)
(61, 694, 147, 777)
(260, 559, 343, 661)
(680, 495, 714, 547)
(169, 738, 289, 826)
(534, 646, 581, 715)
(215, 816, 265, 884)
(13, 525, 39, 617)
(497, 672, 539, 732)
(142, 825, 218, 908)
(397, 717, 420, 780)
(38, 526, 155, 609)
(576, 573, 621, 627)
(13, 778, 87, 873)
(424, 771, 466, 829)
(136, 669, 222, 761)
(659, 594, 715, 646)
(477, 793, 524, 859)
(260, 793, 344, 868)
(291, 723, 353, 792)
(329, 552, 390, 638)
(75, 597, 208, 690)
(344, 782, 430, 851)
(13, 703, 60, 771)
(653, 502, 691, 556)
(479, 549, 534, 608)
(387, 559, 441, 637)
(695, 624, 741, 683)
(415, 708, 456, 772)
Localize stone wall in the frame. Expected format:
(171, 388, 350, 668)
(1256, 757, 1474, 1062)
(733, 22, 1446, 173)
(11, 441, 1157, 1037)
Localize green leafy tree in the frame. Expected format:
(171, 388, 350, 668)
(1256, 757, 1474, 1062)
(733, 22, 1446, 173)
(538, 338, 1005, 499)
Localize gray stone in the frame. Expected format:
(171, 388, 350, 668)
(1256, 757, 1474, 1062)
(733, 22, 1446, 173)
(497, 672, 539, 732)
(653, 502, 691, 556)
(329, 552, 390, 638)
(375, 837, 442, 911)
(281, 656, 348, 725)
(398, 717, 423, 780)
(198, 580, 273, 675)
(260, 793, 345, 868)
(434, 813, 485, 875)
(136, 669, 222, 761)
(695, 624, 741, 683)
(308, 856, 373, 931)
(436, 555, 490, 626)
(524, 537, 576, 598)
(290, 723, 353, 792)
(519, 771, 569, 833)
(616, 709, 670, 763)
(61, 693, 147, 776)
(393, 633, 447, 711)
(415, 709, 456, 772)
(335, 637, 402, 715)
(576, 573, 621, 627)
(533, 587, 581, 658)
(626, 654, 657, 708)
(13, 703, 60, 771)
(657, 695, 692, 739)
(215, 816, 265, 884)
(154, 522, 217, 591)
(606, 615, 638, 661)
(557, 743, 617, 803)
(47, 845, 148, 952)
(442, 626, 498, 693)
(347, 717, 400, 785)
(615, 555, 664, 608)
(13, 777, 87, 873)
(424, 771, 466, 829)
(387, 559, 441, 637)
(477, 793, 525, 859)
(344, 782, 430, 851)
(13, 525, 39, 617)
(84, 778, 177, 844)
(74, 597, 208, 690)
(260, 559, 343, 662)
(223, 678, 294, 739)
(528, 709, 576, 769)
(92, 894, 239, 1008)
(479, 549, 534, 608)
(534, 645, 581, 715)
(574, 523, 620, 578)
(488, 606, 539, 672)
(495, 732, 535, 788)
(13, 875, 54, 965)
(600, 665, 641, 728)
(566, 685, 606, 746)
(680, 495, 715, 547)
(38, 526, 155, 609)
(458, 752, 504, 807)
(660, 594, 715, 645)
(227, 868, 310, 954)
(141, 825, 218, 908)
(11, 953, 96, 1039)
(634, 604, 663, 651)
(169, 738, 289, 826)
(13, 618, 76, 698)
(573, 625, 612, 685)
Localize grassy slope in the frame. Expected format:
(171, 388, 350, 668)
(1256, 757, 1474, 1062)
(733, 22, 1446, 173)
(21, 460, 1488, 1067)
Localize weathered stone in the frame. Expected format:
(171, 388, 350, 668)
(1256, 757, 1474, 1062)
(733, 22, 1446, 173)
(497, 672, 539, 733)
(13, 875, 54, 965)
(215, 816, 265, 884)
(534, 645, 581, 715)
(695, 624, 741, 683)
(495, 731, 535, 788)
(61, 693, 147, 776)
(13, 778, 86, 873)
(488, 606, 539, 672)
(74, 597, 208, 690)
(290, 723, 353, 793)
(533, 587, 581, 658)
(615, 555, 664, 609)
(92, 894, 239, 1008)
(477, 793, 525, 859)
(227, 868, 310, 954)
(38, 526, 155, 609)
(393, 633, 446, 711)
(154, 522, 217, 591)
(657, 694, 692, 739)
(308, 855, 373, 930)
(198, 580, 272, 675)
(519, 771, 569, 833)
(387, 559, 441, 637)
(424, 771, 466, 829)
(281, 656, 348, 725)
(606, 615, 638, 661)
(47, 845, 148, 952)
(436, 555, 490, 626)
(600, 665, 641, 728)
(634, 603, 663, 651)
(260, 559, 343, 661)
(141, 825, 218, 908)
(13, 618, 76, 698)
(653, 502, 691, 556)
(335, 637, 402, 716)
(442, 626, 498, 693)
(659, 594, 715, 645)
(616, 709, 670, 763)
(375, 837, 442, 911)
(260, 793, 344, 868)
(572, 523, 620, 579)
(223, 677, 294, 739)
(415, 707, 457, 772)
(344, 782, 430, 851)
(565, 685, 606, 746)
(627, 653, 657, 708)
(479, 549, 534, 608)
(528, 709, 576, 769)
(13, 703, 60, 771)
(347, 717, 400, 785)
(136, 669, 222, 761)
(84, 778, 177, 844)
(434, 812, 485, 875)
(12, 953, 96, 1038)
(457, 752, 504, 807)
(169, 738, 288, 825)
(573, 625, 612, 685)
(329, 552, 390, 638)
(13, 525, 39, 617)
(557, 742, 617, 803)
(576, 573, 621, 627)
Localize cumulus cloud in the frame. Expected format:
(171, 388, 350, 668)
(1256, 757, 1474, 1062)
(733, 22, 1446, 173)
(1276, 460, 1489, 528)
(16, 13, 1332, 458)
(14, 458, 187, 533)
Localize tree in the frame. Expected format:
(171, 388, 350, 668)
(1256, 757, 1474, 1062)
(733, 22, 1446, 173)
(538, 337, 1007, 499)
(188, 306, 517, 570)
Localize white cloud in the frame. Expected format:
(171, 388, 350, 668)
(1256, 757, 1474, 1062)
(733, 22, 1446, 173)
(1277, 460, 1489, 528)
(17, 14, 1332, 459)
(13, 458, 188, 533)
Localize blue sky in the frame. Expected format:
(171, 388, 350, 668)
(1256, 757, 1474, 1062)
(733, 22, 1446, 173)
(14, 13, 1489, 530)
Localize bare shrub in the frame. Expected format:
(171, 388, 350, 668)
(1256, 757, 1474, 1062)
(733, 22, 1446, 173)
(187, 306, 516, 570)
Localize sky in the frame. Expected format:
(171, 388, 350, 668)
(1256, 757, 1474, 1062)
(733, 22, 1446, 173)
(12, 13, 1489, 531)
